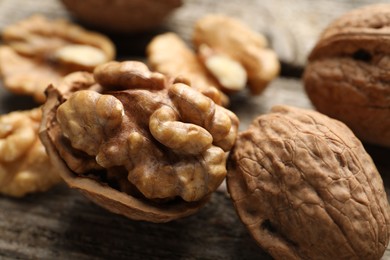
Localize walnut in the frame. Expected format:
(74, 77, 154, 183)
(193, 14, 280, 95)
(147, 15, 280, 104)
(0, 108, 61, 197)
(60, 0, 182, 33)
(147, 32, 229, 106)
(303, 4, 390, 147)
(0, 15, 115, 103)
(40, 61, 239, 222)
(227, 105, 390, 260)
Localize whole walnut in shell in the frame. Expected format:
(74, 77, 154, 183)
(227, 105, 390, 260)
(40, 61, 239, 222)
(303, 4, 390, 147)
(61, 0, 182, 33)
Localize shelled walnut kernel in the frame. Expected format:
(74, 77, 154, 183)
(0, 15, 115, 103)
(0, 108, 61, 197)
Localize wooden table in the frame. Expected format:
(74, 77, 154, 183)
(0, 0, 389, 259)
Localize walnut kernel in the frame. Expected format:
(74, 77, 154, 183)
(147, 32, 229, 106)
(193, 14, 280, 95)
(0, 15, 115, 103)
(0, 108, 61, 197)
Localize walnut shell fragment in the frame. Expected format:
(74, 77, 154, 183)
(40, 61, 239, 222)
(0, 108, 61, 197)
(0, 15, 115, 103)
(303, 4, 390, 147)
(227, 105, 390, 260)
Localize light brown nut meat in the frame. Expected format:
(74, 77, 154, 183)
(40, 61, 239, 222)
(303, 4, 390, 147)
(227, 105, 390, 260)
(61, 0, 182, 33)
(198, 44, 247, 93)
(0, 15, 115, 103)
(147, 32, 229, 106)
(193, 14, 280, 95)
(0, 108, 61, 197)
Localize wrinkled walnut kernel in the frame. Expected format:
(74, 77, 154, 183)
(0, 108, 61, 197)
(0, 15, 115, 103)
(40, 61, 239, 222)
(193, 14, 280, 95)
(227, 105, 390, 260)
(147, 32, 229, 106)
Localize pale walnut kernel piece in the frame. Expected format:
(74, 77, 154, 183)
(0, 46, 62, 102)
(146, 32, 229, 106)
(198, 44, 247, 93)
(40, 61, 239, 222)
(0, 15, 115, 103)
(303, 4, 390, 147)
(193, 14, 280, 95)
(0, 108, 61, 197)
(227, 105, 390, 260)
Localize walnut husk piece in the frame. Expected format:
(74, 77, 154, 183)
(0, 15, 115, 103)
(303, 4, 390, 147)
(40, 61, 239, 222)
(227, 105, 390, 260)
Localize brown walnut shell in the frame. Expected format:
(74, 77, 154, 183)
(303, 4, 390, 147)
(61, 0, 182, 33)
(227, 105, 390, 260)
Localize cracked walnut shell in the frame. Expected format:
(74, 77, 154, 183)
(40, 61, 239, 222)
(0, 15, 115, 103)
(303, 4, 390, 147)
(227, 105, 390, 260)
(0, 108, 61, 197)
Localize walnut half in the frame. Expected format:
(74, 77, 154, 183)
(227, 105, 390, 259)
(40, 61, 239, 222)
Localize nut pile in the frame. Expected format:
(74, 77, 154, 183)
(40, 61, 239, 222)
(0, 6, 389, 260)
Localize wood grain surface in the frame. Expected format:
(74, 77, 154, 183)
(0, 0, 389, 259)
